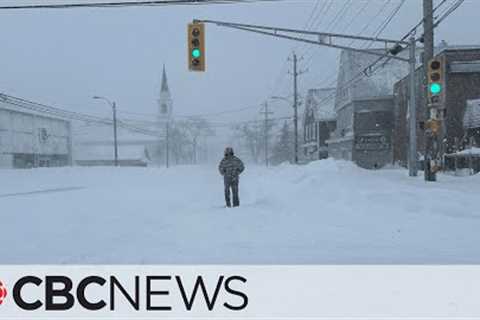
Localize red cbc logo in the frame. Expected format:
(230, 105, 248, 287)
(0, 280, 6, 305)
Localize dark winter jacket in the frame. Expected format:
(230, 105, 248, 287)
(218, 155, 245, 180)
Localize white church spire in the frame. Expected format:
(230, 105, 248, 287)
(158, 64, 173, 119)
(161, 64, 170, 93)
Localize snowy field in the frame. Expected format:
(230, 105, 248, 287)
(1, 159, 480, 264)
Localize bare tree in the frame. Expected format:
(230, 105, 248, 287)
(231, 120, 274, 164)
(179, 117, 215, 164)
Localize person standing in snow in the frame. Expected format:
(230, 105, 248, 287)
(218, 147, 245, 208)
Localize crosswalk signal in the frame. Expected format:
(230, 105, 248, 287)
(427, 57, 445, 106)
(188, 22, 205, 72)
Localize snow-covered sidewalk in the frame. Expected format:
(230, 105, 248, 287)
(1, 159, 480, 264)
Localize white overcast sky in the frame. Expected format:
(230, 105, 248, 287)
(0, 0, 479, 126)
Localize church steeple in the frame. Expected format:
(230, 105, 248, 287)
(161, 64, 170, 93)
(158, 64, 173, 119)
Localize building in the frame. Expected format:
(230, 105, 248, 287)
(327, 48, 415, 169)
(0, 95, 72, 168)
(149, 64, 174, 165)
(158, 65, 173, 120)
(392, 46, 480, 167)
(463, 99, 480, 144)
(302, 88, 336, 161)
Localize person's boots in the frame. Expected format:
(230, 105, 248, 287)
(226, 201, 231, 208)
(233, 198, 239, 207)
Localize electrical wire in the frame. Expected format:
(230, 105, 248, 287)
(0, 93, 162, 137)
(307, 0, 463, 113)
(0, 0, 282, 10)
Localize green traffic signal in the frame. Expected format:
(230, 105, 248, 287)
(429, 83, 442, 95)
(192, 48, 201, 58)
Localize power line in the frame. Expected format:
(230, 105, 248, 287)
(308, 0, 335, 33)
(351, 0, 392, 47)
(302, 1, 372, 74)
(302, 0, 322, 31)
(120, 114, 293, 128)
(298, 0, 354, 64)
(265, 1, 400, 123)
(117, 104, 262, 119)
(366, 0, 406, 48)
(0, 0, 281, 10)
(265, 0, 323, 107)
(297, 0, 398, 100)
(326, 0, 354, 33)
(0, 93, 162, 137)
(294, 0, 326, 56)
(434, 0, 464, 28)
(308, 0, 462, 113)
(298, 0, 348, 66)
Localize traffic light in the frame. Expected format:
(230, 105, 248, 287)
(188, 22, 205, 72)
(427, 57, 445, 106)
(388, 44, 404, 56)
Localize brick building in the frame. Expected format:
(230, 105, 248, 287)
(327, 48, 418, 169)
(393, 46, 480, 166)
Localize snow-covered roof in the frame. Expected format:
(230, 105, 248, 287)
(335, 48, 417, 110)
(435, 44, 480, 55)
(446, 147, 480, 157)
(0, 98, 70, 124)
(464, 99, 480, 129)
(303, 87, 336, 123)
(457, 147, 480, 156)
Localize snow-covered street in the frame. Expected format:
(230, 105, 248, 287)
(1, 160, 480, 264)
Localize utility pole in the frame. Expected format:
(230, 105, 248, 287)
(260, 101, 273, 167)
(112, 102, 119, 167)
(408, 36, 418, 177)
(289, 52, 306, 164)
(423, 0, 436, 181)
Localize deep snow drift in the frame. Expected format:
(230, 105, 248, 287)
(1, 159, 480, 264)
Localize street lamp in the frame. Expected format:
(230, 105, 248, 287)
(270, 95, 289, 102)
(93, 96, 119, 167)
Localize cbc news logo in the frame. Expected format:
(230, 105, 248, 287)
(0, 280, 7, 305)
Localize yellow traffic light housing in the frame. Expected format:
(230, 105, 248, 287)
(427, 56, 445, 106)
(188, 22, 205, 72)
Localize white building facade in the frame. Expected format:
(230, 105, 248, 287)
(0, 101, 72, 168)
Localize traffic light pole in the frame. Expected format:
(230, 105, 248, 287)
(408, 36, 418, 177)
(196, 19, 418, 176)
(423, 0, 436, 181)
